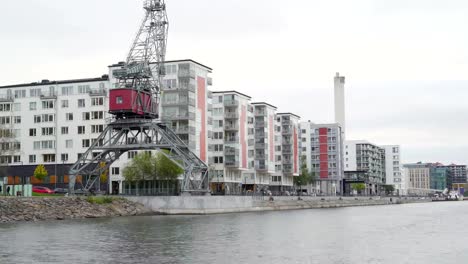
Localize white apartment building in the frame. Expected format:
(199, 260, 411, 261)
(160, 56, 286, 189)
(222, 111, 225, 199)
(299, 122, 344, 195)
(108, 60, 213, 193)
(252, 102, 277, 190)
(0, 76, 109, 187)
(208, 91, 255, 194)
(272, 113, 300, 193)
(403, 162, 433, 196)
(382, 145, 404, 194)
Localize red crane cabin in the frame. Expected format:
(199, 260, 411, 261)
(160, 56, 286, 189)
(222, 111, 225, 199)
(109, 88, 157, 117)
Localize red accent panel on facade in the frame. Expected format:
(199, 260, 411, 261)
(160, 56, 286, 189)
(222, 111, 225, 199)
(319, 128, 328, 179)
(293, 127, 298, 174)
(269, 115, 274, 162)
(197, 77, 207, 162)
(241, 105, 247, 169)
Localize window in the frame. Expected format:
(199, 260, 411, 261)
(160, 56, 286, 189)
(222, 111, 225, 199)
(42, 100, 54, 109)
(61, 154, 69, 162)
(61, 86, 74, 95)
(82, 139, 90, 148)
(78, 126, 85, 134)
(61, 127, 69, 135)
(91, 125, 104, 133)
(13, 116, 21, 124)
(43, 154, 56, 163)
(116, 96, 123, 104)
(66, 140, 73, 149)
(82, 112, 90, 120)
(78, 99, 85, 108)
(14, 90, 26, 98)
(78, 85, 91, 94)
(29, 155, 36, 163)
(111, 167, 120, 175)
(30, 102, 37, 110)
(92, 97, 104, 106)
(29, 128, 36, 137)
(13, 103, 21, 111)
(33, 141, 41, 150)
(91, 111, 104, 120)
(0, 103, 11, 112)
(30, 88, 41, 97)
(61, 100, 69, 108)
(41, 140, 55, 149)
(128, 151, 137, 159)
(77, 153, 84, 160)
(41, 127, 55, 136)
(66, 113, 74, 121)
(0, 117, 10, 124)
(13, 155, 21, 163)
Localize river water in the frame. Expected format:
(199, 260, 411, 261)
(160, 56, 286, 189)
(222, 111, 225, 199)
(1, 201, 468, 264)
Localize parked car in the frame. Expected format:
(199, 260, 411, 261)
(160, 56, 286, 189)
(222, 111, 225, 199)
(32, 186, 54, 194)
(53, 188, 68, 194)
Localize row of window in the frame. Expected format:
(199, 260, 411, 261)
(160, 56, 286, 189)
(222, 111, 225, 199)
(28, 125, 104, 137)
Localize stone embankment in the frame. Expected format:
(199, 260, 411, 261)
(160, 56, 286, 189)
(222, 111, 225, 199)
(127, 195, 432, 215)
(0, 197, 150, 224)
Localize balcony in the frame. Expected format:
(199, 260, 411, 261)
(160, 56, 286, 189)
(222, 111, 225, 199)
(282, 147, 292, 154)
(255, 142, 268, 149)
(161, 98, 196, 106)
(0, 95, 13, 102)
(224, 123, 239, 131)
(282, 128, 292, 135)
(40, 91, 57, 99)
(282, 119, 292, 125)
(224, 147, 239, 156)
(225, 136, 239, 144)
(255, 111, 267, 117)
(88, 89, 107, 96)
(255, 164, 268, 170)
(178, 69, 196, 79)
(175, 126, 196, 135)
(161, 113, 196, 121)
(224, 99, 239, 107)
(225, 160, 240, 167)
(283, 166, 293, 173)
(255, 153, 268, 160)
(254, 122, 266, 128)
(283, 159, 293, 165)
(255, 132, 268, 139)
(162, 84, 196, 93)
(224, 112, 239, 119)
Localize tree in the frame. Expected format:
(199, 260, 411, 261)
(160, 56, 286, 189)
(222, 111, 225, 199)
(351, 183, 366, 195)
(294, 156, 315, 194)
(383, 185, 395, 195)
(34, 164, 48, 181)
(123, 151, 183, 182)
(99, 162, 109, 184)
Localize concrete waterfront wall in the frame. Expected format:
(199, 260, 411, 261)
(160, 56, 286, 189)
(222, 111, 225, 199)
(125, 196, 431, 215)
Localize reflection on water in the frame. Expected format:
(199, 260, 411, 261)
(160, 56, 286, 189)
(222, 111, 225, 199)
(1, 202, 468, 264)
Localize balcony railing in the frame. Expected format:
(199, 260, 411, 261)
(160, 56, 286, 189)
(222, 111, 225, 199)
(254, 111, 267, 117)
(225, 160, 240, 167)
(255, 143, 268, 149)
(40, 91, 57, 99)
(161, 113, 195, 121)
(255, 164, 268, 170)
(224, 99, 239, 107)
(255, 154, 268, 160)
(0, 95, 13, 102)
(162, 85, 196, 93)
(224, 112, 239, 119)
(255, 132, 268, 139)
(225, 136, 239, 144)
(224, 123, 239, 130)
(178, 69, 196, 79)
(254, 122, 265, 128)
(224, 147, 239, 156)
(88, 89, 107, 96)
(161, 98, 196, 106)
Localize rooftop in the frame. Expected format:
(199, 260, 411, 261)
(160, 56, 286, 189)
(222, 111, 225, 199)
(0, 76, 109, 89)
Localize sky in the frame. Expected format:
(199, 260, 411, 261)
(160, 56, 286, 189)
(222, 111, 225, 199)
(1, 0, 468, 164)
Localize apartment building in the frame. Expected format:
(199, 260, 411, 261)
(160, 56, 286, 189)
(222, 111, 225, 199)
(108, 59, 213, 193)
(344, 140, 385, 195)
(0, 76, 109, 188)
(403, 162, 432, 195)
(443, 164, 467, 184)
(382, 145, 404, 194)
(271, 113, 300, 193)
(208, 91, 255, 194)
(299, 122, 344, 195)
(251, 102, 277, 191)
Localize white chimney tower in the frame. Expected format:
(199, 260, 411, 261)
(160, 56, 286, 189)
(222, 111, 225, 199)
(334, 72, 346, 136)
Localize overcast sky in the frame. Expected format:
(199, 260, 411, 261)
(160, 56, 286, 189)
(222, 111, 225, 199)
(1, 0, 468, 164)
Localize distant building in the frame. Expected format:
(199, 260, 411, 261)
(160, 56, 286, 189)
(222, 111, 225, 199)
(430, 166, 451, 191)
(299, 122, 344, 195)
(382, 145, 403, 194)
(344, 140, 385, 195)
(403, 163, 433, 195)
(443, 164, 467, 184)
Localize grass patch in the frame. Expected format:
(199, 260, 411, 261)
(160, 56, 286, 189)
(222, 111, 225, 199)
(86, 196, 114, 204)
(32, 193, 64, 197)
